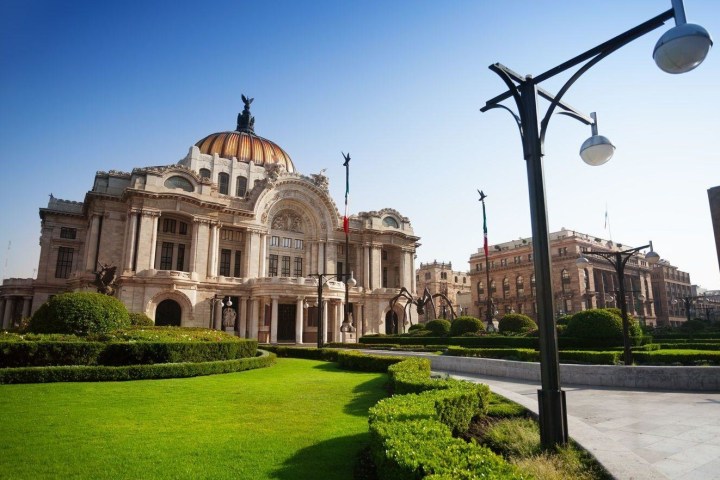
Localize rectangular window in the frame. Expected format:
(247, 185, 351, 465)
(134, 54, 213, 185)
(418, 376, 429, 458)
(55, 247, 74, 278)
(219, 174, 229, 195)
(269, 254, 278, 277)
(295, 239, 303, 250)
(282, 237, 292, 248)
(337, 262, 344, 280)
(271, 236, 280, 247)
(60, 227, 77, 239)
(382, 250, 388, 260)
(382, 267, 388, 288)
(179, 222, 188, 235)
(294, 257, 303, 277)
(281, 256, 291, 276)
(337, 244, 344, 256)
(177, 244, 185, 271)
(219, 249, 231, 276)
(163, 219, 176, 233)
(234, 250, 242, 277)
(160, 242, 173, 270)
(425, 272, 431, 280)
(440, 272, 447, 280)
(500, 259, 508, 267)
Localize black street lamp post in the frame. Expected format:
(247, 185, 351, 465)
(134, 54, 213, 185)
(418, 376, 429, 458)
(480, 0, 711, 448)
(312, 272, 356, 349)
(578, 244, 659, 365)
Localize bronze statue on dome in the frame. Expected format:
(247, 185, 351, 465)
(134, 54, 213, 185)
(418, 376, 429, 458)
(237, 94, 256, 132)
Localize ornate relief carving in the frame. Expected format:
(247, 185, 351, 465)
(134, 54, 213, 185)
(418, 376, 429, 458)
(271, 211, 304, 233)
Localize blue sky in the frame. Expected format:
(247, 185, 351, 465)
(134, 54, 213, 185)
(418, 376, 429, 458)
(1, 0, 718, 289)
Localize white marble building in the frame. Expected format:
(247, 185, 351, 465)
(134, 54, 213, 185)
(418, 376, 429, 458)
(0, 98, 419, 342)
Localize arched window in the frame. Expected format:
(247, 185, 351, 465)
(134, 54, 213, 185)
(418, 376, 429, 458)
(490, 279, 496, 294)
(235, 176, 248, 197)
(477, 281, 484, 295)
(531, 274, 536, 297)
(218, 173, 230, 195)
(584, 268, 590, 290)
(164, 176, 194, 192)
(199, 168, 211, 179)
(516, 275, 524, 296)
(382, 216, 399, 228)
(502, 277, 510, 299)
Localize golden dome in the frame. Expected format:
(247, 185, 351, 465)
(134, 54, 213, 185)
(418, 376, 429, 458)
(195, 96, 295, 173)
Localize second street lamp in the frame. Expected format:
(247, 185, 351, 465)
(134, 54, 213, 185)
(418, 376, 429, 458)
(480, 0, 711, 448)
(577, 243, 660, 366)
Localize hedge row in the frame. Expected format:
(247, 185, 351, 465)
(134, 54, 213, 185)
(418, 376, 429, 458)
(360, 335, 648, 349)
(368, 357, 523, 479)
(261, 345, 340, 362)
(336, 351, 405, 372)
(633, 349, 720, 365)
(0, 350, 276, 384)
(0, 340, 258, 368)
(655, 343, 720, 351)
(445, 347, 622, 365)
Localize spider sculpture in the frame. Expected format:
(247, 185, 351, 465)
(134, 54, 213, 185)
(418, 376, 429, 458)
(388, 287, 458, 332)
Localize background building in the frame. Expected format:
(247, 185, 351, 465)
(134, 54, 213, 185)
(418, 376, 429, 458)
(469, 229, 657, 326)
(0, 99, 419, 341)
(414, 261, 471, 321)
(651, 261, 693, 326)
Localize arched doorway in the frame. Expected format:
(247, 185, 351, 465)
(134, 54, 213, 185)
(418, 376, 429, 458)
(385, 310, 399, 335)
(156, 299, 181, 326)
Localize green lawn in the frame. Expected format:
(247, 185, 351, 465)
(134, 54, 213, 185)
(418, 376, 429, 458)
(0, 358, 387, 479)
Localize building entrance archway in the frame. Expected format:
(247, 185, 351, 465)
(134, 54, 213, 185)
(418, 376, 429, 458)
(385, 310, 399, 335)
(156, 299, 181, 326)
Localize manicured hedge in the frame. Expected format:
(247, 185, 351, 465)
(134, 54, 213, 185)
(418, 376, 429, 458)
(633, 349, 720, 365)
(360, 335, 539, 348)
(0, 350, 276, 384)
(655, 343, 720, 351)
(336, 350, 405, 372)
(449, 316, 485, 336)
(0, 339, 257, 368)
(426, 319, 451, 336)
(261, 345, 340, 362)
(28, 292, 130, 335)
(368, 357, 522, 479)
(498, 313, 537, 335)
(445, 347, 539, 362)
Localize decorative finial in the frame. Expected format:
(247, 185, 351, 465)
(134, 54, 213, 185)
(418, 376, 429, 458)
(342, 152, 351, 166)
(477, 190, 487, 202)
(236, 94, 256, 133)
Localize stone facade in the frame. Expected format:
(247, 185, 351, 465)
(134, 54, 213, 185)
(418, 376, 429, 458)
(0, 103, 419, 342)
(414, 261, 471, 320)
(650, 261, 693, 326)
(468, 229, 657, 326)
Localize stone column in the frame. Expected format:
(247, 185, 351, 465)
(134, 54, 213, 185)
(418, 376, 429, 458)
(244, 229, 261, 278)
(259, 233, 267, 277)
(189, 220, 200, 274)
(249, 298, 259, 339)
(207, 223, 220, 277)
(2, 297, 15, 330)
(371, 245, 382, 290)
(270, 296, 279, 343)
(336, 300, 344, 343)
(22, 297, 32, 320)
(318, 241, 326, 274)
(122, 210, 138, 271)
(322, 299, 328, 344)
(363, 244, 371, 290)
(84, 214, 101, 271)
(148, 213, 159, 270)
(295, 297, 305, 344)
(238, 296, 248, 338)
(357, 303, 365, 336)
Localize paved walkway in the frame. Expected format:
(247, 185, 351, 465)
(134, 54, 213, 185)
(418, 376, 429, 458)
(440, 370, 720, 480)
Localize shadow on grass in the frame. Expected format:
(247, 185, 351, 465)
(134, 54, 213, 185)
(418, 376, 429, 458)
(270, 432, 370, 480)
(311, 362, 389, 417)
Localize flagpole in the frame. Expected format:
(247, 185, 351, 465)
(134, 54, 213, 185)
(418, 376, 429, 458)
(478, 190, 495, 331)
(342, 152, 351, 337)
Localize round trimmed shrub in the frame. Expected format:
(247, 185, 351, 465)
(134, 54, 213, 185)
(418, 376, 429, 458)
(425, 319, 451, 336)
(556, 314, 572, 326)
(450, 316, 485, 336)
(602, 307, 643, 337)
(28, 292, 130, 335)
(566, 309, 622, 342)
(128, 312, 154, 327)
(498, 313, 537, 335)
(408, 323, 426, 332)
